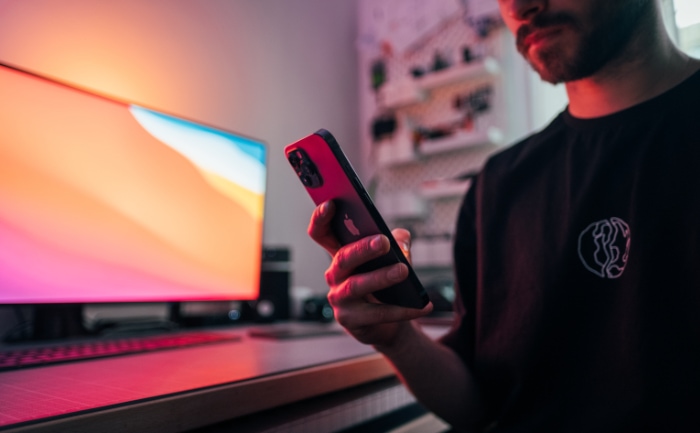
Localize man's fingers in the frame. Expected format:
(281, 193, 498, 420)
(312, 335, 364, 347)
(328, 260, 408, 305)
(307, 201, 341, 254)
(325, 234, 394, 286)
(391, 228, 412, 262)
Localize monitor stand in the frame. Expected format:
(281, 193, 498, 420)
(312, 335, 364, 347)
(31, 304, 90, 341)
(7, 301, 242, 344)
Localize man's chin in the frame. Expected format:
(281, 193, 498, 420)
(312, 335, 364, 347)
(526, 46, 585, 84)
(534, 68, 565, 84)
(528, 57, 565, 84)
(522, 39, 585, 84)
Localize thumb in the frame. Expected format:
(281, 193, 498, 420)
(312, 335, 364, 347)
(391, 228, 412, 261)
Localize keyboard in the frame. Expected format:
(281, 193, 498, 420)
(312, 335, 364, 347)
(0, 331, 241, 372)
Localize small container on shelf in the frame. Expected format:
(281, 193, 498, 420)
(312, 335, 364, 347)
(378, 77, 427, 109)
(375, 134, 417, 166)
(375, 137, 415, 166)
(374, 114, 420, 166)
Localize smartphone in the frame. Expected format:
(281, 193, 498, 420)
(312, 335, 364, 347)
(285, 129, 429, 309)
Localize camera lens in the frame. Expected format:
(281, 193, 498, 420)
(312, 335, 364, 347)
(290, 149, 323, 188)
(288, 153, 301, 167)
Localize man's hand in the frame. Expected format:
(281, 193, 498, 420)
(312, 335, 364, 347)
(307, 200, 433, 348)
(309, 200, 482, 430)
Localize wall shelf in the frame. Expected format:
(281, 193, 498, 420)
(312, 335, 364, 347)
(374, 191, 428, 221)
(419, 178, 472, 200)
(359, 6, 515, 282)
(418, 127, 503, 156)
(375, 136, 417, 167)
(418, 57, 499, 90)
(410, 237, 453, 269)
(378, 57, 500, 110)
(376, 127, 503, 168)
(378, 79, 427, 109)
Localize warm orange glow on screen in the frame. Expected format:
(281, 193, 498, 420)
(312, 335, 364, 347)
(0, 65, 266, 303)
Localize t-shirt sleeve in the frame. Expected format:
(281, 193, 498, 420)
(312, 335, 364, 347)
(438, 175, 479, 367)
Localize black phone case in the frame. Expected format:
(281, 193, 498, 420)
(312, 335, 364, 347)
(285, 129, 429, 309)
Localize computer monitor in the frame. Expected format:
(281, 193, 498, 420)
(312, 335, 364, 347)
(0, 62, 267, 337)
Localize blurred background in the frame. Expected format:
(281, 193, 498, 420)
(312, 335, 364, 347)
(0, 0, 698, 328)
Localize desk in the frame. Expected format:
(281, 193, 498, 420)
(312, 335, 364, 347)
(0, 323, 449, 432)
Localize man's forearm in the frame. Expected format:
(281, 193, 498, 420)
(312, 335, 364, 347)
(374, 322, 483, 432)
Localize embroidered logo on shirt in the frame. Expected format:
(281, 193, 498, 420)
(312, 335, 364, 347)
(578, 217, 631, 279)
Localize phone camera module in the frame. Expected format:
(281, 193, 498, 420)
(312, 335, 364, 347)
(288, 152, 301, 168)
(300, 174, 313, 186)
(299, 163, 323, 188)
(287, 148, 323, 188)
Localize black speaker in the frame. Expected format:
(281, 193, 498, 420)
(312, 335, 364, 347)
(243, 247, 291, 322)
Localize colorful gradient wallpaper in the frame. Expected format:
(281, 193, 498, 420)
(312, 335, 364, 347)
(0, 65, 267, 303)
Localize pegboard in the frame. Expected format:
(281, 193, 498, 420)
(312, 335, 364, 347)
(361, 0, 513, 271)
(374, 143, 498, 238)
(382, 11, 502, 88)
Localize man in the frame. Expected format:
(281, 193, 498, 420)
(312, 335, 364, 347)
(308, 0, 700, 431)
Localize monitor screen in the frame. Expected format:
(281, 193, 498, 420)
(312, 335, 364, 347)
(0, 63, 267, 304)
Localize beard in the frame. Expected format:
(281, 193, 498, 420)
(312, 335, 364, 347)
(516, 0, 654, 84)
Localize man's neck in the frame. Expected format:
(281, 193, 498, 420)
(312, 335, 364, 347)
(565, 9, 700, 119)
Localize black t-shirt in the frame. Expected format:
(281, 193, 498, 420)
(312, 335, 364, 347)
(441, 70, 700, 432)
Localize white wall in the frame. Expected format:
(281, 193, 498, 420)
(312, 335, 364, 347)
(0, 0, 360, 297)
(526, 71, 568, 134)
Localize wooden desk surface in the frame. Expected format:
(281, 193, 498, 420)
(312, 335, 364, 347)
(0, 322, 448, 432)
